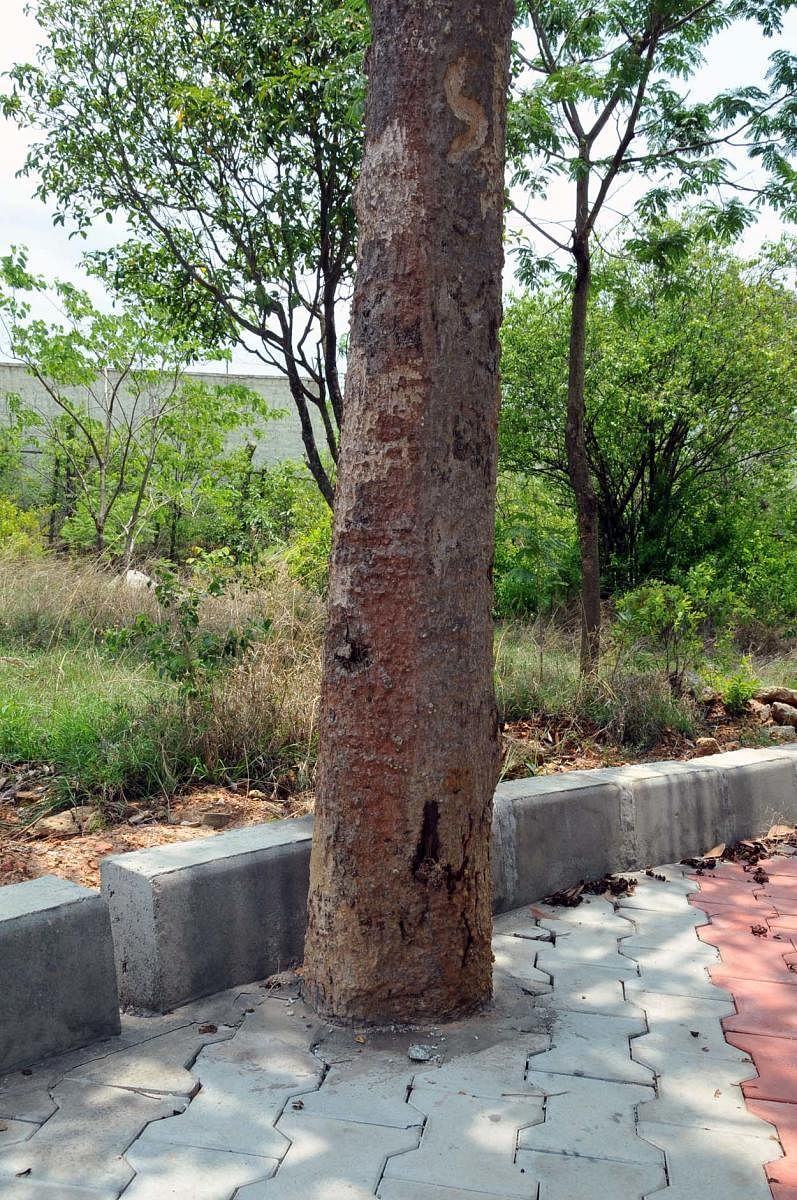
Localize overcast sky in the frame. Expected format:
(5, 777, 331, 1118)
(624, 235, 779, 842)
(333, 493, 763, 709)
(1, 1, 795, 374)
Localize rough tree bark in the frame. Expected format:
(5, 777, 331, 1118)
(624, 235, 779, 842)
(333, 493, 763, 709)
(302, 0, 514, 1023)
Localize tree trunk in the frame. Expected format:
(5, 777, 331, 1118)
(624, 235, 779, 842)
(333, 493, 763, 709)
(302, 0, 513, 1024)
(567, 234, 601, 673)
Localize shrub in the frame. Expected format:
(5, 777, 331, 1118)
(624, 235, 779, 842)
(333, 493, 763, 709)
(615, 581, 704, 692)
(0, 498, 44, 558)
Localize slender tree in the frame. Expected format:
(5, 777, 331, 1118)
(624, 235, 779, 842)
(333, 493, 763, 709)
(302, 0, 514, 1022)
(509, 0, 797, 670)
(4, 0, 368, 506)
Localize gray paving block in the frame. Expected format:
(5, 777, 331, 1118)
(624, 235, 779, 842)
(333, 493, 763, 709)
(101, 818, 313, 1011)
(0, 876, 120, 1073)
(0, 1079, 179, 1193)
(383, 1088, 543, 1198)
(0, 1184, 119, 1200)
(637, 1120, 777, 1200)
(519, 1072, 660, 1165)
(516, 1150, 666, 1200)
(526, 1010, 653, 1084)
(379, 1184, 517, 1200)
(260, 1114, 420, 1198)
(122, 1141, 278, 1199)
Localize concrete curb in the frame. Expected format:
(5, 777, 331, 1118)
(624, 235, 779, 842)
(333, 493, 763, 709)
(4, 745, 794, 1059)
(102, 817, 313, 1012)
(0, 876, 120, 1072)
(97, 746, 797, 1013)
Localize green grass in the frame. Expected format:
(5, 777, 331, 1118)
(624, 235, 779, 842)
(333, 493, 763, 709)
(495, 620, 698, 746)
(0, 643, 180, 805)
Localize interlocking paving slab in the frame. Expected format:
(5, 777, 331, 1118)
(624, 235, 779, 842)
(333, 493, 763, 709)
(638, 1120, 777, 1200)
(515, 1150, 666, 1199)
(727, 1031, 797, 1103)
(380, 1088, 542, 1198)
(517, 1072, 661, 1164)
(7, 858, 797, 1199)
(378, 1183, 519, 1200)
(0, 1079, 180, 1193)
(528, 1009, 653, 1083)
(122, 1142, 278, 1199)
(256, 1115, 420, 1199)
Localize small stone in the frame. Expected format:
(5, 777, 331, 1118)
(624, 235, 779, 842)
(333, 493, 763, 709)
(31, 810, 78, 839)
(770, 725, 797, 743)
(407, 1045, 435, 1062)
(180, 819, 203, 828)
(771, 701, 797, 728)
(200, 812, 235, 829)
(694, 737, 721, 756)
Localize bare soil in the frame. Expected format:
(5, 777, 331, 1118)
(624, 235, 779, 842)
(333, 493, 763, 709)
(0, 704, 775, 893)
(0, 784, 313, 890)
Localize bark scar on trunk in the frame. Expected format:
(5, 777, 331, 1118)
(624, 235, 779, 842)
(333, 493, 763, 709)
(444, 54, 488, 162)
(412, 799, 442, 880)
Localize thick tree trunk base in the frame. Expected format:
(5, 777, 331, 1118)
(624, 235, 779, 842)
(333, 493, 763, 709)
(301, 0, 513, 1025)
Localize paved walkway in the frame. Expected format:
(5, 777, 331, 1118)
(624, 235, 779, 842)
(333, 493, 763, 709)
(1, 856, 796, 1199)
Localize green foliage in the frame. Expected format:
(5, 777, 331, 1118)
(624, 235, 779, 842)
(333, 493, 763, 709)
(495, 622, 696, 746)
(509, 0, 797, 283)
(4, 0, 369, 501)
(0, 249, 277, 564)
(615, 581, 704, 691)
(706, 656, 761, 715)
(493, 475, 579, 616)
(110, 550, 271, 699)
(0, 644, 175, 804)
(283, 495, 333, 595)
(500, 236, 797, 593)
(0, 498, 44, 558)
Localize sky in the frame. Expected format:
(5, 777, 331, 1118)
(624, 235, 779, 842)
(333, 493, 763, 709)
(0, 1, 795, 374)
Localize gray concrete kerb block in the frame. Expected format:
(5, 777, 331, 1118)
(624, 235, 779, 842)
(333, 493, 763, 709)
(686, 746, 797, 840)
(101, 817, 313, 1013)
(492, 771, 633, 911)
(0, 875, 120, 1073)
(100, 747, 797, 1014)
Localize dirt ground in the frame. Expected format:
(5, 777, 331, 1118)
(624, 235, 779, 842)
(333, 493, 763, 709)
(0, 784, 314, 890)
(0, 706, 777, 892)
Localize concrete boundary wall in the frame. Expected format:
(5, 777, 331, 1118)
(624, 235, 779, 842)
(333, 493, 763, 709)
(5, 746, 796, 1058)
(98, 746, 797, 1013)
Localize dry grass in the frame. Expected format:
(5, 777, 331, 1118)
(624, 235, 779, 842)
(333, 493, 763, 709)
(0, 555, 325, 806)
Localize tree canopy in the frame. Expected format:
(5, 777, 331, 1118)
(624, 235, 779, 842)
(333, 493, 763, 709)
(507, 0, 797, 668)
(3, 0, 369, 506)
(500, 235, 797, 590)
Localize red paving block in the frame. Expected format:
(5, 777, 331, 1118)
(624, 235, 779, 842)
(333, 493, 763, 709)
(698, 925, 797, 984)
(765, 861, 797, 880)
(725, 1031, 797, 1103)
(691, 875, 762, 901)
(720, 975, 797, 1038)
(691, 895, 778, 919)
(757, 891, 797, 916)
(746, 1099, 797, 1187)
(692, 860, 797, 1199)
